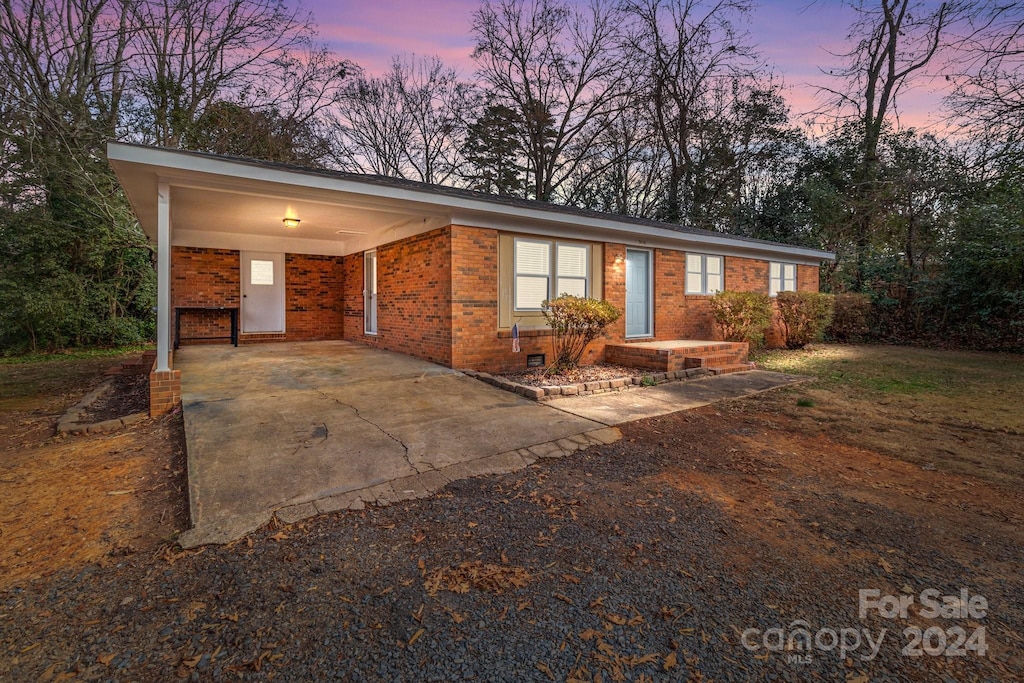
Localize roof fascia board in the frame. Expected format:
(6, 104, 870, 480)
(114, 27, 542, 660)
(450, 212, 831, 266)
(109, 142, 835, 263)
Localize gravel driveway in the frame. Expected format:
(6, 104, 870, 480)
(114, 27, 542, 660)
(2, 403, 1021, 682)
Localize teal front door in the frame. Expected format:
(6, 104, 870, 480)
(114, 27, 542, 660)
(625, 249, 651, 337)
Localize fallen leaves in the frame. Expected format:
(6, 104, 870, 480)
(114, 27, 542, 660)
(423, 560, 530, 595)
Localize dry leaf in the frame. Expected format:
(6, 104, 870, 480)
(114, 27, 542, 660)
(605, 613, 627, 625)
(664, 651, 677, 671)
(467, 521, 478, 528)
(408, 628, 426, 646)
(270, 531, 288, 542)
(878, 557, 893, 573)
(536, 661, 555, 681)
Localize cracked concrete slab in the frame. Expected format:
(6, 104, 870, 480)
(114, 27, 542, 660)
(175, 341, 603, 547)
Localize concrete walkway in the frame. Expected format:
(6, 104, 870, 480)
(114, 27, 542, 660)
(545, 370, 807, 425)
(175, 341, 613, 547)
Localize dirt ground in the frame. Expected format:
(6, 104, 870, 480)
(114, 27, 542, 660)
(0, 345, 1021, 680)
(0, 354, 189, 589)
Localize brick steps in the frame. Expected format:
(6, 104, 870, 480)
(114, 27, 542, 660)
(606, 340, 752, 375)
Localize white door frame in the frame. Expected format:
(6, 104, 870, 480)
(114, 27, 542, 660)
(364, 250, 377, 335)
(625, 248, 653, 338)
(240, 251, 286, 333)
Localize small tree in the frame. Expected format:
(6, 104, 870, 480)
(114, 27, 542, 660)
(776, 292, 835, 349)
(542, 295, 621, 372)
(710, 291, 773, 347)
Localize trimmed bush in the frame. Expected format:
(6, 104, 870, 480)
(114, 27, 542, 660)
(710, 291, 773, 347)
(776, 291, 835, 349)
(827, 292, 872, 342)
(542, 295, 621, 372)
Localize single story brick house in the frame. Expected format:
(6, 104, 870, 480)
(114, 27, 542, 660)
(107, 143, 834, 416)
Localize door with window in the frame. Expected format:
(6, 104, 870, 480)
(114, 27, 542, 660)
(364, 250, 377, 334)
(241, 252, 285, 333)
(625, 249, 652, 337)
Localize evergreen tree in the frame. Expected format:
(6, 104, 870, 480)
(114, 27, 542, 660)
(462, 103, 526, 196)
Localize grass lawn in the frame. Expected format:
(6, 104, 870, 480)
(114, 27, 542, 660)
(751, 343, 1024, 488)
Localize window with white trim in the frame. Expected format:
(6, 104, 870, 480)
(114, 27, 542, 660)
(769, 262, 797, 296)
(685, 253, 724, 294)
(514, 238, 590, 310)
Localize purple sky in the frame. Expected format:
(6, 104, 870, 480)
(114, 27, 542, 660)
(313, 0, 948, 130)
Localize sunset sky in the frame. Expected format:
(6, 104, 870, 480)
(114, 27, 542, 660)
(309, 0, 951, 131)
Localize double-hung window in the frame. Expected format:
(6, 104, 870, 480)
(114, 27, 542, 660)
(514, 238, 590, 310)
(769, 262, 797, 296)
(685, 253, 724, 294)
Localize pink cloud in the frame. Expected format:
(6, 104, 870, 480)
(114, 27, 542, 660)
(311, 0, 479, 76)
(309, 0, 949, 131)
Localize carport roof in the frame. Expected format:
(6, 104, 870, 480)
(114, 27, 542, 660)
(107, 141, 834, 263)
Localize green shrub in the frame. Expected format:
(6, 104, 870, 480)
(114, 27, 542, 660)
(542, 295, 621, 372)
(827, 293, 873, 342)
(710, 291, 773, 347)
(776, 291, 835, 349)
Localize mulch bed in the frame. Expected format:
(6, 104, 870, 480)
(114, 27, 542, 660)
(502, 363, 641, 387)
(80, 373, 149, 422)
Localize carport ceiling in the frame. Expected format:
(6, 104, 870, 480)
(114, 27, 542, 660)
(168, 185, 437, 242)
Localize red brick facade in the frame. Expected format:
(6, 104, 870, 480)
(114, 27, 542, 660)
(170, 247, 343, 345)
(285, 254, 344, 341)
(166, 231, 823, 377)
(343, 227, 453, 366)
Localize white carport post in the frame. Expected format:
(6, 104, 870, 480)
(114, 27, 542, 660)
(156, 180, 171, 372)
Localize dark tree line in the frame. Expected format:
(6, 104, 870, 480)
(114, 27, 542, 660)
(1, 0, 1021, 351)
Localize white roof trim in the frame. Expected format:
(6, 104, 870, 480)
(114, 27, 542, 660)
(108, 142, 835, 263)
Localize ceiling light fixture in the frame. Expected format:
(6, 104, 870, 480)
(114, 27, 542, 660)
(282, 217, 301, 229)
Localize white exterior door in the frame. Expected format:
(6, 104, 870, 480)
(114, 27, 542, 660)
(364, 250, 377, 334)
(241, 252, 285, 333)
(625, 249, 652, 338)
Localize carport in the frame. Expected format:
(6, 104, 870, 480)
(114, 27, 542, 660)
(176, 341, 614, 546)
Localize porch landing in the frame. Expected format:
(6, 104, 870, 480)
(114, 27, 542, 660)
(605, 340, 753, 375)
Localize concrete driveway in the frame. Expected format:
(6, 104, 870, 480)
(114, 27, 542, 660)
(175, 341, 612, 546)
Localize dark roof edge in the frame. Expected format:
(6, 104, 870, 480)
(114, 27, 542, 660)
(107, 141, 836, 260)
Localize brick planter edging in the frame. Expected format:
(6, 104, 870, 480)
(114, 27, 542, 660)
(57, 378, 148, 435)
(459, 367, 710, 401)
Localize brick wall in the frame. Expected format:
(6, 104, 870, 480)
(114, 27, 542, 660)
(343, 227, 453, 366)
(285, 253, 344, 340)
(171, 247, 344, 344)
(650, 251, 774, 342)
(171, 247, 240, 344)
(438, 233, 823, 373)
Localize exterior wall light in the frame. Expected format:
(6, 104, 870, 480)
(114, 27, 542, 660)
(283, 218, 301, 229)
